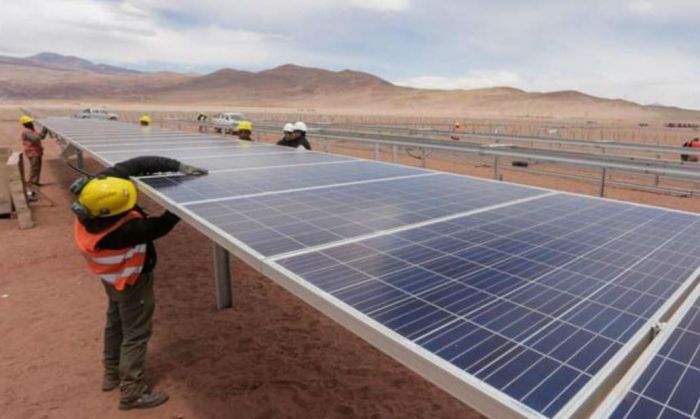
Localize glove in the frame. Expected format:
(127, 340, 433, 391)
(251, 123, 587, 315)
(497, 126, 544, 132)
(179, 162, 208, 176)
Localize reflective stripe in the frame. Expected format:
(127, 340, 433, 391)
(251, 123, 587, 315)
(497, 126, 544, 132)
(89, 244, 147, 265)
(100, 266, 144, 283)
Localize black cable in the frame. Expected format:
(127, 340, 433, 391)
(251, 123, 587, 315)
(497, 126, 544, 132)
(65, 160, 93, 177)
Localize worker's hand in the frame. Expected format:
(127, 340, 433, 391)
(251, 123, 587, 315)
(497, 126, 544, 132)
(179, 162, 208, 176)
(40, 127, 49, 136)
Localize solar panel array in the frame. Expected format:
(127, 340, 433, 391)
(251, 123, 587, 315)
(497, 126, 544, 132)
(41, 117, 700, 418)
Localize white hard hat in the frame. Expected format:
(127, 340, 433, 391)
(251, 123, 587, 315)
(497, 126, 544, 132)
(283, 123, 295, 133)
(293, 121, 307, 132)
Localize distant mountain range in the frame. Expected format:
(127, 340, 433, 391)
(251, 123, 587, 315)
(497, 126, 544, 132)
(1, 52, 698, 120)
(0, 52, 141, 74)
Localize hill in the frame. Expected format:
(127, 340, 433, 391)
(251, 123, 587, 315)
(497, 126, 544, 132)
(1, 52, 699, 120)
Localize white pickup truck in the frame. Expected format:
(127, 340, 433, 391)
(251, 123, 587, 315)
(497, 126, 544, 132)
(74, 108, 119, 120)
(211, 112, 246, 134)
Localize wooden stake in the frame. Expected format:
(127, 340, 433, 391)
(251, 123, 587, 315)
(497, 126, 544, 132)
(6, 152, 34, 229)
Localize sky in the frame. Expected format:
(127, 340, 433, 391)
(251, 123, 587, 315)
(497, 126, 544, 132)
(2, 0, 700, 108)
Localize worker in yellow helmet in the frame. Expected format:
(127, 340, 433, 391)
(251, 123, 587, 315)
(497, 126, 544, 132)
(71, 156, 207, 411)
(139, 115, 151, 127)
(196, 112, 208, 132)
(19, 115, 49, 200)
(237, 120, 253, 141)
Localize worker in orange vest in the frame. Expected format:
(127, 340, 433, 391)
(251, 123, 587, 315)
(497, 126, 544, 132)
(19, 115, 48, 199)
(70, 156, 207, 410)
(682, 138, 700, 162)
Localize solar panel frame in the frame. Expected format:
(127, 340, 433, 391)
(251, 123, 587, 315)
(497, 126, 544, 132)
(40, 116, 700, 419)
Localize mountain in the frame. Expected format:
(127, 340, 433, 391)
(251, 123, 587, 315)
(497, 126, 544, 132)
(28, 52, 140, 74)
(154, 64, 395, 105)
(1, 52, 699, 120)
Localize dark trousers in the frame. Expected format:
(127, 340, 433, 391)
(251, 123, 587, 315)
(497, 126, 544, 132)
(102, 272, 155, 402)
(26, 155, 42, 189)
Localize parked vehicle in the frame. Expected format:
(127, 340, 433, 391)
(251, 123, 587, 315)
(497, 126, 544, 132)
(74, 108, 119, 120)
(211, 112, 246, 134)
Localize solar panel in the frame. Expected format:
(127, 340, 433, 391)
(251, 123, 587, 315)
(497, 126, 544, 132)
(269, 194, 700, 417)
(40, 116, 700, 419)
(181, 174, 549, 257)
(140, 160, 431, 203)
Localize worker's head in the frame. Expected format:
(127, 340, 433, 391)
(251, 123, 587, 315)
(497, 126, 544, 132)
(70, 176, 137, 220)
(237, 120, 253, 140)
(283, 123, 294, 140)
(19, 115, 34, 130)
(139, 115, 151, 126)
(292, 121, 307, 139)
(454, 122, 460, 128)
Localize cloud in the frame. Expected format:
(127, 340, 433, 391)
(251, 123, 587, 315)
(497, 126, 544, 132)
(349, 0, 411, 11)
(396, 71, 522, 90)
(0, 0, 699, 108)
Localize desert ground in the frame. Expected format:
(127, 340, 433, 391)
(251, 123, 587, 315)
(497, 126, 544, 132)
(3, 103, 700, 419)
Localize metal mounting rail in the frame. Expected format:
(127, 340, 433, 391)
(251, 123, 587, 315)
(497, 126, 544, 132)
(307, 123, 700, 157)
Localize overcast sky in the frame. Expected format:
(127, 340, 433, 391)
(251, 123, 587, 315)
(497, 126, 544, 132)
(3, 0, 700, 108)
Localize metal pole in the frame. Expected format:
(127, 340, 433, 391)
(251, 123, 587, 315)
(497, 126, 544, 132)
(599, 168, 607, 197)
(493, 156, 499, 180)
(392, 145, 398, 163)
(212, 242, 232, 309)
(421, 148, 426, 168)
(323, 139, 329, 153)
(76, 150, 84, 169)
(374, 143, 380, 160)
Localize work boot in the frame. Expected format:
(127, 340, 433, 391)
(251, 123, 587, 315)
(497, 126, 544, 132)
(119, 390, 169, 410)
(101, 374, 120, 392)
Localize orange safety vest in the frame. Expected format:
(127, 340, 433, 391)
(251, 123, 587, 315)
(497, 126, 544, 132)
(21, 128, 44, 157)
(74, 211, 147, 291)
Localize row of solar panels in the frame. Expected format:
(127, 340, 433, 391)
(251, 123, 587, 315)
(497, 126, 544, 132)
(42, 116, 700, 418)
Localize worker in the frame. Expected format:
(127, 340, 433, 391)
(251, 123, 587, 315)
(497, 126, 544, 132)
(139, 115, 151, 127)
(278, 123, 294, 143)
(19, 115, 48, 200)
(681, 138, 700, 162)
(71, 156, 208, 411)
(237, 120, 253, 141)
(277, 121, 311, 150)
(450, 121, 461, 141)
(196, 112, 208, 132)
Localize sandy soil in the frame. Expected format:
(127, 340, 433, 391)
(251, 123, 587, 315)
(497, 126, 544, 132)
(0, 106, 482, 418)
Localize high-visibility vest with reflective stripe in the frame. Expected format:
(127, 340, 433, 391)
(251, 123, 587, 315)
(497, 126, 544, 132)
(74, 211, 147, 291)
(21, 128, 44, 157)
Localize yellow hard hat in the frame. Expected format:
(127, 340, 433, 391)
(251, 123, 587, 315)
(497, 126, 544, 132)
(78, 177, 137, 217)
(237, 120, 252, 131)
(19, 115, 33, 125)
(139, 115, 151, 123)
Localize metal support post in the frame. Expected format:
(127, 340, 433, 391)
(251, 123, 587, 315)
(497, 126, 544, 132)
(373, 143, 380, 160)
(654, 174, 660, 187)
(392, 145, 398, 163)
(212, 242, 232, 309)
(323, 139, 329, 153)
(420, 148, 427, 168)
(76, 150, 84, 169)
(493, 156, 500, 180)
(599, 168, 607, 197)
